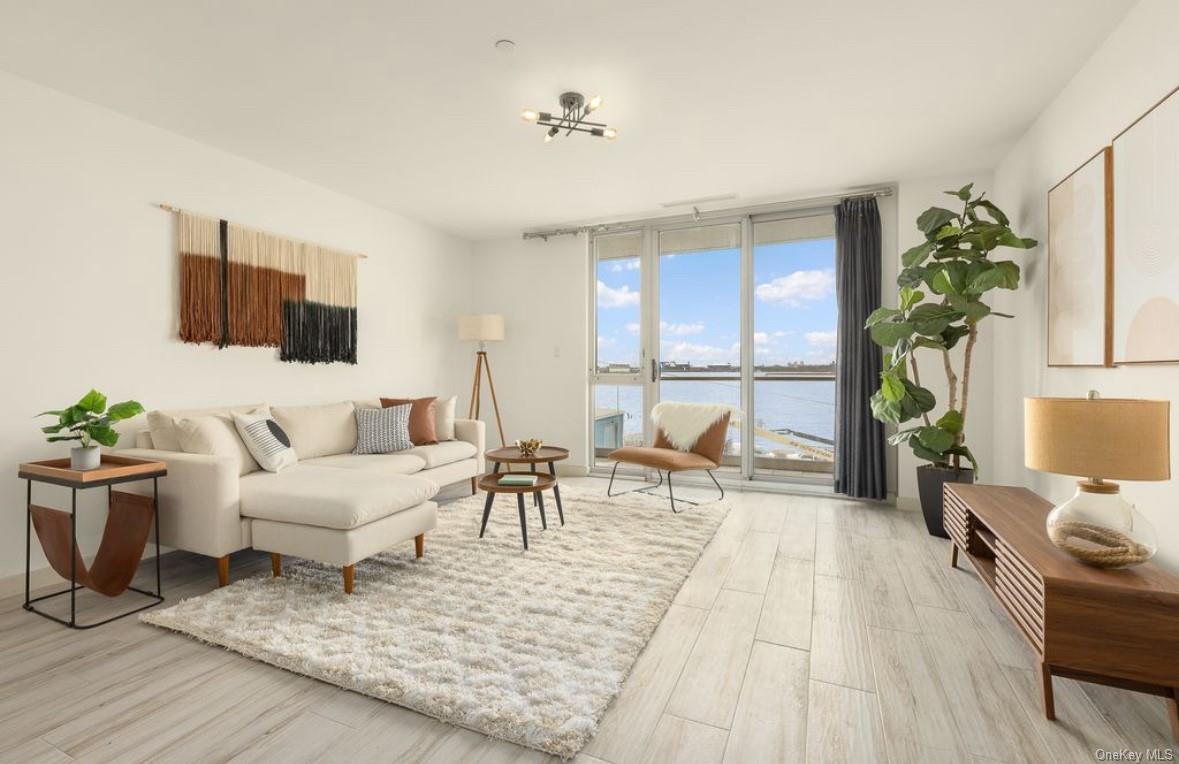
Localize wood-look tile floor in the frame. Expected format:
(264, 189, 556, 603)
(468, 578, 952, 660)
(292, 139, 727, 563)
(1, 477, 1174, 763)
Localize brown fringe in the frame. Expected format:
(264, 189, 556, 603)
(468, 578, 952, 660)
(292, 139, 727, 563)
(179, 253, 222, 343)
(227, 263, 306, 346)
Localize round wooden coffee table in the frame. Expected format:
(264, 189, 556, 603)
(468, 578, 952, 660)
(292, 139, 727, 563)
(477, 472, 557, 550)
(484, 445, 568, 526)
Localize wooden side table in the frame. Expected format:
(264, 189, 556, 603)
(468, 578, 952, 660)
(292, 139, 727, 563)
(477, 472, 557, 550)
(484, 445, 569, 525)
(19, 455, 167, 629)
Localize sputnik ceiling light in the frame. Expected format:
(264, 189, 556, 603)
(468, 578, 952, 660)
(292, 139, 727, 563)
(521, 92, 618, 143)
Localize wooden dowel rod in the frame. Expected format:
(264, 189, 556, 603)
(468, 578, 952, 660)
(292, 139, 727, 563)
(154, 203, 369, 259)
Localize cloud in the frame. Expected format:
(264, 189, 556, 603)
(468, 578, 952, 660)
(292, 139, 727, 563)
(610, 259, 640, 272)
(806, 330, 837, 348)
(661, 341, 736, 365)
(661, 321, 705, 336)
(597, 280, 640, 308)
(755, 269, 835, 307)
(625, 322, 641, 334)
(597, 335, 616, 347)
(753, 331, 769, 345)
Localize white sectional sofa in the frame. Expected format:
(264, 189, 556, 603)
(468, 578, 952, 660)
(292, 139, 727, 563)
(115, 399, 485, 592)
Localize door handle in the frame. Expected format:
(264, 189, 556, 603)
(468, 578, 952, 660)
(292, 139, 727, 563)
(651, 358, 657, 382)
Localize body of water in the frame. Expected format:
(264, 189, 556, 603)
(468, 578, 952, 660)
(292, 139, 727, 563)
(595, 379, 835, 461)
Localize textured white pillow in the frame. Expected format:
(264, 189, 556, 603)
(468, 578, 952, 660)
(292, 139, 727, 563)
(354, 405, 413, 455)
(176, 415, 260, 476)
(435, 395, 457, 441)
(233, 408, 298, 473)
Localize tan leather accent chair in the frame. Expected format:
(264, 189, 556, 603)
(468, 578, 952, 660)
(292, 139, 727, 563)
(606, 411, 729, 512)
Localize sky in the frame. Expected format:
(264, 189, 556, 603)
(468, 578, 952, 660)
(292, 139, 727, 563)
(596, 237, 838, 368)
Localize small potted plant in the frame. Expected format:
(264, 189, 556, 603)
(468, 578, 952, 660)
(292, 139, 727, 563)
(37, 390, 144, 470)
(866, 184, 1036, 537)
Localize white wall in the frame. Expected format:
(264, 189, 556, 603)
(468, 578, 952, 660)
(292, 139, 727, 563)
(0, 70, 474, 584)
(990, 0, 1179, 571)
(893, 172, 997, 506)
(468, 235, 591, 470)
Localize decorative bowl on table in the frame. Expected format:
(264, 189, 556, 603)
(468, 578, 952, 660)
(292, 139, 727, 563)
(515, 438, 542, 458)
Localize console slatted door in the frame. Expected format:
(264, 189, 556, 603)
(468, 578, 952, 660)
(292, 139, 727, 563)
(942, 487, 971, 550)
(995, 538, 1045, 652)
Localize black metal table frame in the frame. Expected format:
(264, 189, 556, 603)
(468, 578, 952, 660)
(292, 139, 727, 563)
(24, 471, 163, 629)
(490, 459, 565, 524)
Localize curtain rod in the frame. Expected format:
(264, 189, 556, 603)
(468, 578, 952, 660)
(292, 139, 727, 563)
(155, 203, 369, 259)
(521, 186, 894, 241)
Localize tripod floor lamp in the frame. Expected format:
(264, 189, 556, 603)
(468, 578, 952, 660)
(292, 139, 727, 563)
(459, 313, 506, 446)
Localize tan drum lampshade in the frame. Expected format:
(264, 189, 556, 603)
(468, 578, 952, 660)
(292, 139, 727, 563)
(457, 314, 505, 342)
(1024, 396, 1171, 481)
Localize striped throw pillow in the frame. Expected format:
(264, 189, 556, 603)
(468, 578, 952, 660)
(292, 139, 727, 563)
(232, 409, 298, 472)
(354, 404, 413, 454)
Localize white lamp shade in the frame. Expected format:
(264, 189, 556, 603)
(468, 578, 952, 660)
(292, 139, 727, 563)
(458, 314, 505, 342)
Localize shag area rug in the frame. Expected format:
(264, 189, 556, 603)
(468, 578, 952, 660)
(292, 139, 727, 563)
(141, 485, 727, 758)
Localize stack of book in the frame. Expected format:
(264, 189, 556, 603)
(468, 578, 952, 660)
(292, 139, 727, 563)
(498, 474, 539, 487)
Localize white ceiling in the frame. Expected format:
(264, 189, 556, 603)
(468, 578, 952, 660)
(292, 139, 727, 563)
(0, 1, 1134, 240)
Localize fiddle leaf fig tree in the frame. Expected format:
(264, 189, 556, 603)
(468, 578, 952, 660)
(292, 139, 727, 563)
(866, 184, 1037, 473)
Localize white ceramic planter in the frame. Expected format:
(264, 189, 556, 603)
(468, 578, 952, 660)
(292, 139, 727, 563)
(70, 445, 101, 471)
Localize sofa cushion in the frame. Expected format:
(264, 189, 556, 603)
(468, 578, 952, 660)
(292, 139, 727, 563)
(405, 440, 478, 469)
(271, 401, 357, 459)
(239, 465, 438, 530)
(302, 452, 426, 475)
(175, 415, 260, 476)
(147, 403, 265, 452)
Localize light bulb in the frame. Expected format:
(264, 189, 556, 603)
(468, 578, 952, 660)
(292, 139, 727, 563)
(521, 109, 539, 123)
(544, 126, 559, 143)
(587, 95, 603, 112)
(603, 127, 618, 141)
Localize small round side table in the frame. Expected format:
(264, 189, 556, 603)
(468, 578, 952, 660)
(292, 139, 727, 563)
(477, 472, 557, 550)
(484, 445, 569, 525)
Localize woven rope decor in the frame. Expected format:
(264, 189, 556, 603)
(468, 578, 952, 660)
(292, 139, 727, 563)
(177, 212, 358, 364)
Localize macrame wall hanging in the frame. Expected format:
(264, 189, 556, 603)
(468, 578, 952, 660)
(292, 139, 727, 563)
(172, 209, 360, 364)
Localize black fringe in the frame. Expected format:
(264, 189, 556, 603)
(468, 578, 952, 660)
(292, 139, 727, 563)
(280, 300, 358, 365)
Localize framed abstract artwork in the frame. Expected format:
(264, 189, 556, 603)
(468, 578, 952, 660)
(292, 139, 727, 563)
(1112, 84, 1179, 364)
(1047, 147, 1112, 367)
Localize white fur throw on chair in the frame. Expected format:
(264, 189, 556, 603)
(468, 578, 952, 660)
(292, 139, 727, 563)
(651, 402, 739, 452)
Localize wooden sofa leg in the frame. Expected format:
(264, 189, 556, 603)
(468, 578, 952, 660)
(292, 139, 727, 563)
(270, 553, 282, 577)
(216, 555, 229, 587)
(415, 533, 425, 559)
(343, 565, 355, 594)
(470, 476, 477, 495)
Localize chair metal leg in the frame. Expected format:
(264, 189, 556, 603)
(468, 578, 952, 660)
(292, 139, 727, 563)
(610, 465, 725, 513)
(706, 470, 725, 501)
(607, 462, 664, 498)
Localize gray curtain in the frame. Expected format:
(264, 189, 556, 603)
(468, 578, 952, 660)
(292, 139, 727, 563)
(833, 196, 886, 499)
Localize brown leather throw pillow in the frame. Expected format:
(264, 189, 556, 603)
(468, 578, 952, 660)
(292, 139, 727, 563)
(380, 397, 439, 445)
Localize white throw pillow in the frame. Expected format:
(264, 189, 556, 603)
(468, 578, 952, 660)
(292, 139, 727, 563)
(176, 415, 260, 476)
(233, 408, 298, 472)
(435, 395, 457, 441)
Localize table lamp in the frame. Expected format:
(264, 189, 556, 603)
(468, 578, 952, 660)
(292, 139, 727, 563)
(459, 314, 506, 446)
(1024, 392, 1169, 568)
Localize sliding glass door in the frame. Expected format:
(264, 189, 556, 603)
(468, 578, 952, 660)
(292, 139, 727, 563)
(590, 208, 837, 483)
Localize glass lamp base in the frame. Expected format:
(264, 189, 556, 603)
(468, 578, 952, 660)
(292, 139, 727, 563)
(1046, 483, 1157, 568)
